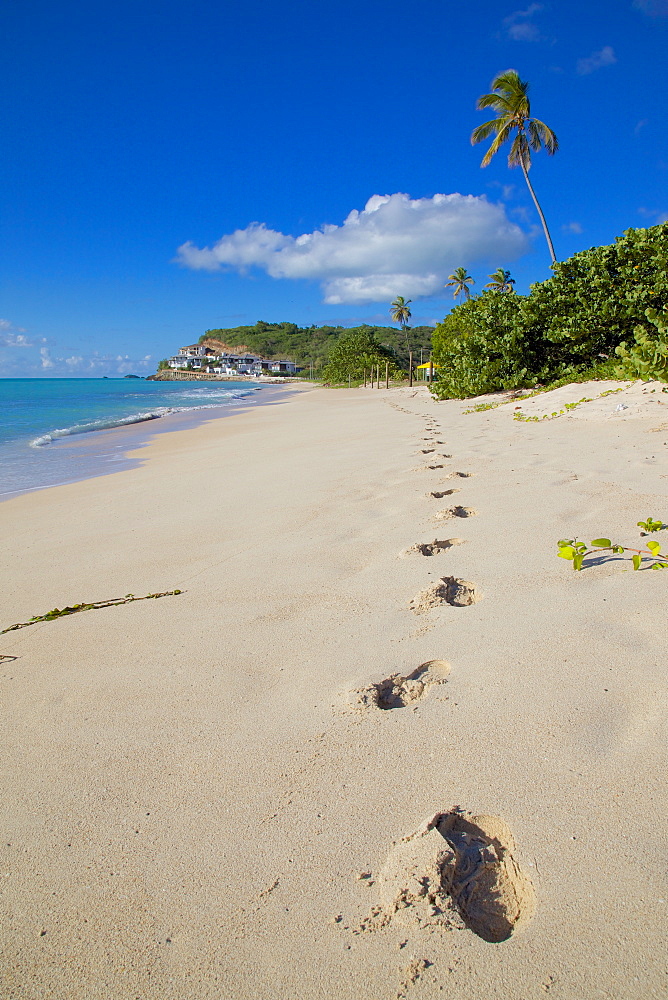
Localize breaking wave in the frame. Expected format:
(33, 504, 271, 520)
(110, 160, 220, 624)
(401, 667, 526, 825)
(30, 392, 258, 447)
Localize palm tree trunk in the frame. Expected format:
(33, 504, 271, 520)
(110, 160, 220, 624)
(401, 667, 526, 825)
(519, 158, 557, 264)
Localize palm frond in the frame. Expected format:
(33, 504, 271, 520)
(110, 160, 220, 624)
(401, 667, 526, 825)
(476, 92, 512, 113)
(531, 118, 559, 154)
(471, 119, 502, 145)
(507, 133, 531, 168)
(490, 69, 529, 98)
(481, 122, 514, 166)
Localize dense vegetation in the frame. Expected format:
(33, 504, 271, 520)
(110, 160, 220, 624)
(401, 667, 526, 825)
(320, 328, 403, 383)
(431, 222, 668, 398)
(199, 321, 433, 372)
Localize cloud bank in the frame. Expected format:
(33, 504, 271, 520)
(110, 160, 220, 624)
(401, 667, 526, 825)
(0, 319, 153, 377)
(176, 193, 530, 304)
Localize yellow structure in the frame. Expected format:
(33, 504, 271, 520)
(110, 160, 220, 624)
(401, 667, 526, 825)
(415, 361, 440, 381)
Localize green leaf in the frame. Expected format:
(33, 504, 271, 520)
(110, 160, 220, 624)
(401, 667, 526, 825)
(573, 553, 585, 571)
(632, 554, 642, 571)
(647, 540, 661, 554)
(591, 538, 611, 547)
(558, 547, 576, 559)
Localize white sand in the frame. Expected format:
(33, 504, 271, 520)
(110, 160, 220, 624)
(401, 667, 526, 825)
(1, 380, 667, 999)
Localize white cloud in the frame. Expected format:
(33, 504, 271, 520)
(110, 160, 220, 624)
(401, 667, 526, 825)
(40, 347, 55, 369)
(633, 0, 668, 15)
(0, 318, 35, 348)
(577, 46, 616, 75)
(562, 221, 583, 234)
(503, 4, 543, 40)
(176, 192, 530, 304)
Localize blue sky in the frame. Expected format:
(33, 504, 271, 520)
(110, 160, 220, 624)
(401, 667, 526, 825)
(1, 0, 666, 376)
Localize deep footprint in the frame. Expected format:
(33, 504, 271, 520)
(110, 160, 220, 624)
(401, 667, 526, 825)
(410, 577, 479, 613)
(402, 538, 463, 557)
(434, 505, 477, 520)
(350, 660, 450, 710)
(429, 489, 459, 498)
(378, 810, 535, 942)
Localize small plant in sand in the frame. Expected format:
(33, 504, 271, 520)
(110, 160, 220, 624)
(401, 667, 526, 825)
(637, 516, 663, 534)
(557, 527, 667, 572)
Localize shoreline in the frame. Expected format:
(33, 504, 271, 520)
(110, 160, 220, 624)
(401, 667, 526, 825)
(0, 382, 304, 502)
(1, 380, 666, 999)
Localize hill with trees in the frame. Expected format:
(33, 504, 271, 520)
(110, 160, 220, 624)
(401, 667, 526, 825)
(199, 321, 434, 372)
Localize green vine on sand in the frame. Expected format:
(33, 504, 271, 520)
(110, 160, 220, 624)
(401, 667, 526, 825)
(1, 590, 183, 633)
(557, 520, 666, 571)
(514, 387, 625, 422)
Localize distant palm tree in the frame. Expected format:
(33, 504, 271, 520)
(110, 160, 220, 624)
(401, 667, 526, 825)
(471, 69, 559, 263)
(390, 296, 412, 352)
(485, 268, 516, 293)
(445, 267, 475, 302)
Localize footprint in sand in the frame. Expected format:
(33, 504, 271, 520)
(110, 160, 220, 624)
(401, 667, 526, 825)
(420, 448, 435, 454)
(429, 489, 459, 498)
(410, 577, 480, 613)
(350, 659, 450, 711)
(400, 538, 464, 557)
(376, 810, 535, 942)
(425, 464, 445, 470)
(433, 505, 477, 520)
(450, 471, 473, 478)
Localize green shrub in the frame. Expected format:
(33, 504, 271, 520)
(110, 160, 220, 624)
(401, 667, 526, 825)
(320, 327, 403, 383)
(431, 222, 668, 398)
(615, 306, 668, 381)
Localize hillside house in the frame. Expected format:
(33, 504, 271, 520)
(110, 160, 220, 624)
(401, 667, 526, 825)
(167, 344, 298, 375)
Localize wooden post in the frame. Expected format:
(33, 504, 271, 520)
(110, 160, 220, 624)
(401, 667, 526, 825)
(429, 360, 434, 383)
(363, 367, 366, 387)
(385, 360, 389, 388)
(409, 351, 413, 387)
(376, 364, 380, 387)
(348, 373, 351, 388)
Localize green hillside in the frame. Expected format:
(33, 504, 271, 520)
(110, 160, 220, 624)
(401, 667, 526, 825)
(199, 321, 433, 371)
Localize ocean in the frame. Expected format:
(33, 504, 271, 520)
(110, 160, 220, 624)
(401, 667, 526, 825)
(0, 378, 275, 499)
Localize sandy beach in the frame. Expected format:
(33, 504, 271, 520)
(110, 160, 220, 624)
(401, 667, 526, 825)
(1, 380, 667, 999)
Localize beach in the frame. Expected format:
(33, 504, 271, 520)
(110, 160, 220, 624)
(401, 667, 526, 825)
(1, 380, 667, 999)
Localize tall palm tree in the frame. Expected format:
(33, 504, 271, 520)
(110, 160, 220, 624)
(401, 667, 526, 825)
(445, 267, 475, 302)
(485, 268, 516, 293)
(471, 70, 559, 263)
(390, 296, 412, 352)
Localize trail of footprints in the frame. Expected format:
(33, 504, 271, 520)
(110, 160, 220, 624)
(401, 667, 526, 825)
(341, 404, 534, 958)
(408, 416, 480, 613)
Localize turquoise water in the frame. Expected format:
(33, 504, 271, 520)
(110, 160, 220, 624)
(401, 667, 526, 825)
(0, 378, 268, 498)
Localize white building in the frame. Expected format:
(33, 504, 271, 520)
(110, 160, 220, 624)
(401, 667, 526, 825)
(167, 344, 298, 376)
